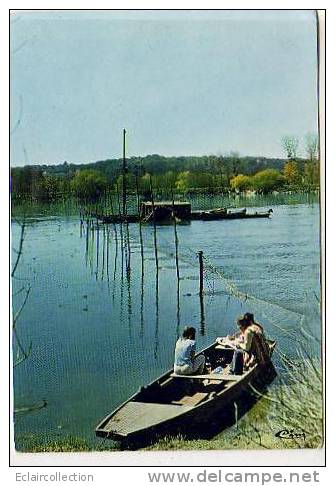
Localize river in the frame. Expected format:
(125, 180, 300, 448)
(12, 193, 321, 449)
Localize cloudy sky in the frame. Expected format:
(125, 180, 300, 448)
(10, 10, 318, 166)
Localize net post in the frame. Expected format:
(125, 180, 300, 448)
(198, 250, 204, 296)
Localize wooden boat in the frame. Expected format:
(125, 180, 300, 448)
(191, 208, 273, 221)
(95, 339, 276, 443)
(93, 207, 273, 224)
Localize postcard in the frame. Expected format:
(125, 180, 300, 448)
(9, 9, 325, 468)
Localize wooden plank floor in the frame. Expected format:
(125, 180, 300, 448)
(171, 392, 208, 406)
(103, 401, 191, 435)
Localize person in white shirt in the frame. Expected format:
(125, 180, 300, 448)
(174, 326, 205, 375)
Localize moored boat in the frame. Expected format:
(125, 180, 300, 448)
(93, 208, 273, 224)
(95, 340, 276, 443)
(191, 208, 273, 221)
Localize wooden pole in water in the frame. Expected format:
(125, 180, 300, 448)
(121, 129, 131, 274)
(96, 221, 100, 280)
(199, 292, 205, 335)
(125, 222, 131, 276)
(198, 250, 204, 296)
(149, 174, 159, 275)
(122, 128, 127, 219)
(198, 250, 205, 334)
(171, 191, 180, 283)
(113, 223, 118, 282)
(116, 181, 125, 280)
(85, 219, 89, 265)
(136, 174, 144, 279)
(106, 226, 110, 279)
(102, 225, 106, 280)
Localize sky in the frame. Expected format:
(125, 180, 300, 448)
(10, 10, 319, 167)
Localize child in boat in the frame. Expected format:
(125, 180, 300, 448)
(217, 313, 269, 374)
(174, 326, 205, 375)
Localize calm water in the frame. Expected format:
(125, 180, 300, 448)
(12, 194, 321, 448)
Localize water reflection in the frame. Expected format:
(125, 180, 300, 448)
(126, 265, 132, 336)
(176, 281, 181, 338)
(199, 294, 206, 336)
(154, 272, 160, 360)
(11, 198, 321, 448)
(140, 270, 144, 338)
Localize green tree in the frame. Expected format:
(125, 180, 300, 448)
(230, 174, 252, 192)
(283, 161, 300, 185)
(175, 171, 192, 191)
(34, 174, 62, 201)
(175, 171, 215, 191)
(251, 169, 284, 194)
(304, 133, 319, 188)
(153, 171, 177, 190)
(139, 173, 152, 193)
(303, 161, 320, 187)
(115, 173, 137, 192)
(71, 169, 107, 200)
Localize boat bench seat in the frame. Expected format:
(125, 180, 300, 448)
(171, 372, 240, 382)
(171, 392, 209, 406)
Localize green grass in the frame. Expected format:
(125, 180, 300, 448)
(15, 434, 119, 453)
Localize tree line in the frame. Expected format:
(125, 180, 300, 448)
(11, 134, 319, 201)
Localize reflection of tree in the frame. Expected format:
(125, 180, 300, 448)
(12, 220, 32, 366)
(12, 219, 47, 417)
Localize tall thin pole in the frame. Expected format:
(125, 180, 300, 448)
(198, 250, 205, 334)
(122, 128, 127, 218)
(171, 192, 180, 283)
(150, 174, 159, 275)
(116, 182, 124, 281)
(136, 174, 144, 279)
(198, 250, 204, 296)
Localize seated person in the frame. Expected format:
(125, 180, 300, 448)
(174, 326, 205, 375)
(217, 313, 269, 375)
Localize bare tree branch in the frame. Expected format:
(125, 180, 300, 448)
(13, 285, 31, 326)
(10, 94, 23, 135)
(11, 221, 25, 277)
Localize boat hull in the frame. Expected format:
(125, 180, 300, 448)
(191, 210, 272, 221)
(93, 209, 272, 224)
(96, 342, 276, 443)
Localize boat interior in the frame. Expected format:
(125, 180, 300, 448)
(135, 341, 276, 408)
(134, 346, 246, 407)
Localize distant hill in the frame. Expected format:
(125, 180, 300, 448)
(15, 154, 288, 182)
